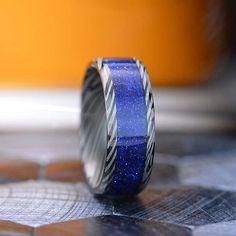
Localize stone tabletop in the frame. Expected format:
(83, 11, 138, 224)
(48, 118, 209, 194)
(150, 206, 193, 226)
(0, 131, 235, 235)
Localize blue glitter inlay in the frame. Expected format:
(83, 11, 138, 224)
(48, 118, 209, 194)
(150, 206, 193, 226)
(104, 59, 147, 195)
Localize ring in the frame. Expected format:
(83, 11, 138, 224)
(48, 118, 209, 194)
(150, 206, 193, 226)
(80, 58, 155, 196)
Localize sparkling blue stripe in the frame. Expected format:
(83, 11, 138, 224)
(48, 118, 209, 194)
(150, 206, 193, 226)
(104, 59, 147, 195)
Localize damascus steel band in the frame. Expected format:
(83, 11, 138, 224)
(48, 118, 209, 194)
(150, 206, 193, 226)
(80, 58, 155, 196)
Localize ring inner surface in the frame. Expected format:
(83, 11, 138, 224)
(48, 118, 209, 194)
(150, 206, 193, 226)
(81, 66, 107, 190)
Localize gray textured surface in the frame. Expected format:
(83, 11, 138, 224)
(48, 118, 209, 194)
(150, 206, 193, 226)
(0, 132, 235, 235)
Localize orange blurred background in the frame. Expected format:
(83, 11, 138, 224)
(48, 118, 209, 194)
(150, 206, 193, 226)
(0, 0, 228, 87)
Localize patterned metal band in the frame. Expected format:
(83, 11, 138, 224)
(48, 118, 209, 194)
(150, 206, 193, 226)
(80, 58, 155, 196)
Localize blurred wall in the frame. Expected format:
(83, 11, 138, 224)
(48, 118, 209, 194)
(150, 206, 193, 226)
(0, 0, 228, 87)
